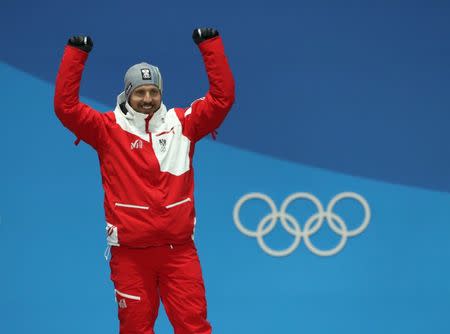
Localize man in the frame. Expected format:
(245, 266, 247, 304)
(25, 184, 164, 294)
(54, 28, 235, 334)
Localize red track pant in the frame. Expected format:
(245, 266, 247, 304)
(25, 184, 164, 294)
(109, 241, 212, 334)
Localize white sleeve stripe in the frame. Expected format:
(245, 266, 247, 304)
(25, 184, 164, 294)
(185, 97, 206, 117)
(190, 97, 205, 106)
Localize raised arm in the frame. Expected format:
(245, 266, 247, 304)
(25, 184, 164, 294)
(54, 36, 106, 150)
(182, 28, 235, 142)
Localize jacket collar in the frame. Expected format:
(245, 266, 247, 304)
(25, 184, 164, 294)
(115, 91, 167, 134)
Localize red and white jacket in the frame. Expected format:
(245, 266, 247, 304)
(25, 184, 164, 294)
(54, 37, 235, 248)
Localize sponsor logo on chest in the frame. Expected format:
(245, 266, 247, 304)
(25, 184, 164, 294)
(131, 139, 143, 150)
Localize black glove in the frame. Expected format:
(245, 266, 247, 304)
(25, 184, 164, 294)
(67, 35, 94, 53)
(192, 28, 219, 45)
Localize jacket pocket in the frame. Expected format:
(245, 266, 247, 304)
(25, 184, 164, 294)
(115, 289, 141, 309)
(165, 197, 191, 209)
(115, 289, 141, 301)
(115, 202, 149, 210)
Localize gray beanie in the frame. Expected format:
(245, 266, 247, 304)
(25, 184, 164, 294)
(124, 62, 163, 99)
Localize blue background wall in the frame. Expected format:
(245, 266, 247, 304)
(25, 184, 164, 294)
(1, 0, 449, 333)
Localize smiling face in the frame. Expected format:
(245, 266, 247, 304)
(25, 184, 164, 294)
(128, 84, 162, 115)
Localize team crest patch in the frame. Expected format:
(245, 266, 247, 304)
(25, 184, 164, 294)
(159, 138, 167, 152)
(141, 68, 152, 80)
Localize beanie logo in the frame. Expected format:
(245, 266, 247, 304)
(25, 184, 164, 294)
(125, 83, 133, 96)
(141, 68, 152, 80)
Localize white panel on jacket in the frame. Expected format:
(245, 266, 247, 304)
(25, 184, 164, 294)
(106, 222, 119, 246)
(151, 109, 191, 176)
(113, 107, 151, 142)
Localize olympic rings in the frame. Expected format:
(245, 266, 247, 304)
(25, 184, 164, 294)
(233, 192, 371, 257)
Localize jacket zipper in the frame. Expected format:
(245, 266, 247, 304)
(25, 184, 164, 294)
(155, 127, 175, 136)
(145, 114, 152, 134)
